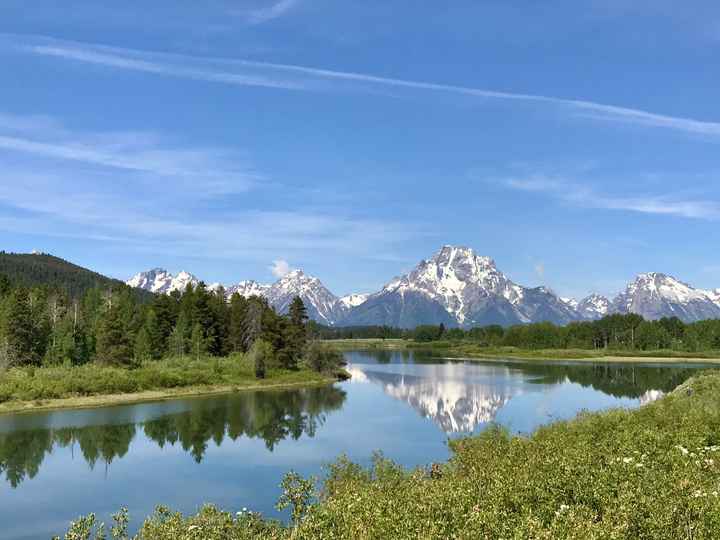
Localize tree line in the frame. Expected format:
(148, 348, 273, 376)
(315, 314, 720, 352)
(0, 273, 313, 371)
(412, 314, 720, 351)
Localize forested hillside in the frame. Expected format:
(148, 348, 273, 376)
(0, 252, 146, 299)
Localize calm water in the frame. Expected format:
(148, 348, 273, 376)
(0, 350, 710, 539)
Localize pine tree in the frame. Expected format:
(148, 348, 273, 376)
(134, 327, 153, 363)
(288, 297, 308, 328)
(142, 308, 163, 360)
(284, 297, 309, 369)
(228, 293, 248, 353)
(3, 288, 36, 366)
(95, 302, 132, 366)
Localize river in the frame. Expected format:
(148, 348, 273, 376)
(0, 350, 709, 539)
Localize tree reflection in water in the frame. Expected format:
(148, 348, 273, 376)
(0, 385, 346, 488)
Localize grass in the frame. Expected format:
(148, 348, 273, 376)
(0, 355, 336, 414)
(57, 370, 720, 539)
(424, 343, 720, 363)
(324, 338, 720, 363)
(320, 338, 408, 350)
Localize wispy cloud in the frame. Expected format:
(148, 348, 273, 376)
(505, 175, 720, 220)
(7, 35, 720, 139)
(0, 112, 257, 195)
(0, 112, 419, 268)
(241, 0, 300, 25)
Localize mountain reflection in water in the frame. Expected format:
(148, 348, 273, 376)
(347, 357, 701, 434)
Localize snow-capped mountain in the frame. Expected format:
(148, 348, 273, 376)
(126, 268, 199, 295)
(611, 273, 720, 322)
(226, 280, 271, 299)
(127, 247, 720, 328)
(577, 294, 611, 320)
(127, 268, 345, 325)
(341, 246, 578, 328)
(265, 270, 344, 325)
(338, 293, 370, 309)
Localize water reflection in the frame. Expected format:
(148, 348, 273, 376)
(347, 353, 703, 434)
(0, 385, 346, 488)
(347, 365, 514, 433)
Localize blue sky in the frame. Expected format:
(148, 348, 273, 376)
(1, 0, 719, 299)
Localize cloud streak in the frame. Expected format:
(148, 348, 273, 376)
(0, 112, 258, 195)
(242, 0, 300, 25)
(0, 113, 419, 268)
(7, 35, 720, 139)
(505, 176, 720, 220)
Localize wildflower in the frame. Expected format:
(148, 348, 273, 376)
(676, 446, 690, 456)
(555, 504, 570, 517)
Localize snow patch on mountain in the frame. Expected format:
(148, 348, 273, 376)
(265, 269, 342, 324)
(227, 280, 271, 298)
(381, 245, 526, 324)
(339, 293, 370, 309)
(577, 294, 611, 320)
(611, 273, 720, 322)
(127, 268, 199, 295)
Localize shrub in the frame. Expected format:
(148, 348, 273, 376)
(304, 342, 344, 374)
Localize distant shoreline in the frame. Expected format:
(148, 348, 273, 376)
(323, 338, 720, 364)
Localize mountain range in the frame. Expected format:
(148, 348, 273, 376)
(126, 245, 720, 328)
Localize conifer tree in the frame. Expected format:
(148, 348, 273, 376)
(134, 326, 153, 363)
(3, 288, 36, 366)
(228, 293, 248, 353)
(285, 297, 309, 369)
(95, 302, 132, 366)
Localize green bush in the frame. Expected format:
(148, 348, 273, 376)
(303, 341, 344, 374)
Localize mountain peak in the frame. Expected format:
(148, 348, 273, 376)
(613, 272, 720, 321)
(127, 268, 199, 295)
(432, 245, 495, 268)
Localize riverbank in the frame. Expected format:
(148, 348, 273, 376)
(324, 338, 720, 363)
(57, 369, 720, 538)
(0, 356, 339, 415)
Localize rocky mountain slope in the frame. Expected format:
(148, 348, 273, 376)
(611, 272, 720, 322)
(340, 246, 578, 328)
